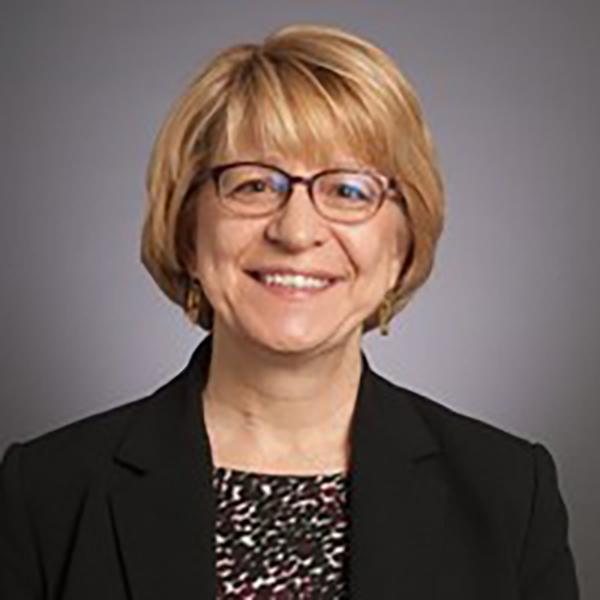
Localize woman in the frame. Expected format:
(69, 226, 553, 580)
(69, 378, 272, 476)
(0, 23, 579, 599)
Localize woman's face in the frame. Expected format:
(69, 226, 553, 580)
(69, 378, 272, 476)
(189, 151, 410, 355)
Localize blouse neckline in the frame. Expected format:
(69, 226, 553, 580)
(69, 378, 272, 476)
(213, 464, 349, 480)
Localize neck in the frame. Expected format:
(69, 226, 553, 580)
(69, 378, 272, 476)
(201, 321, 364, 470)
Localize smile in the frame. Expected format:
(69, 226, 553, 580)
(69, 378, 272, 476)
(247, 271, 339, 297)
(257, 271, 330, 288)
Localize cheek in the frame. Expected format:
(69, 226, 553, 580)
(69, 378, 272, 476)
(191, 201, 230, 286)
(193, 199, 225, 262)
(193, 207, 257, 284)
(382, 207, 409, 271)
(347, 214, 407, 289)
(390, 218, 410, 270)
(349, 221, 404, 273)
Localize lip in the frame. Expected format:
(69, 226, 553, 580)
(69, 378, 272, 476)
(245, 266, 344, 282)
(246, 270, 340, 299)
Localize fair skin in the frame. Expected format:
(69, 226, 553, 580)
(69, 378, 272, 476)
(188, 150, 410, 475)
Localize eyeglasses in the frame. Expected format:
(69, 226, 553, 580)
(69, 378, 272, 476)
(194, 161, 403, 224)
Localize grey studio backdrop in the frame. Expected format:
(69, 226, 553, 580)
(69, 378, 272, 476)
(2, 0, 598, 596)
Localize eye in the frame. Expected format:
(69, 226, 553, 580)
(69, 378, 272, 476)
(317, 172, 379, 204)
(237, 178, 268, 193)
(336, 183, 369, 200)
(236, 175, 289, 194)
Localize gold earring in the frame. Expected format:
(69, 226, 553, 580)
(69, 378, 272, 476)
(378, 291, 395, 336)
(185, 278, 202, 325)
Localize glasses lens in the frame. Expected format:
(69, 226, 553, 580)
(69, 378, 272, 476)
(314, 171, 383, 222)
(218, 165, 288, 215)
(216, 164, 386, 222)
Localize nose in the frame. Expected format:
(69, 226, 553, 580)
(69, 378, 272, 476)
(264, 182, 330, 250)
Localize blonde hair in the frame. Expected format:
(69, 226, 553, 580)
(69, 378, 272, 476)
(141, 23, 445, 333)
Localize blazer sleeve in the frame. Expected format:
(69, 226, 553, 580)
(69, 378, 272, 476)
(0, 443, 44, 599)
(518, 442, 580, 599)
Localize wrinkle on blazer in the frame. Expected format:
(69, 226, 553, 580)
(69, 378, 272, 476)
(0, 334, 579, 599)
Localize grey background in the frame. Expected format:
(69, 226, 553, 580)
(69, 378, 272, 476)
(2, 0, 598, 595)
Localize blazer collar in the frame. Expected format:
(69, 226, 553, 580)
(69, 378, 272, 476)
(109, 334, 448, 599)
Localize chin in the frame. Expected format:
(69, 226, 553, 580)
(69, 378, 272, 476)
(256, 329, 329, 354)
(242, 316, 364, 357)
(232, 316, 335, 354)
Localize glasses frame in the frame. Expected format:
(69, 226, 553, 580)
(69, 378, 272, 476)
(194, 161, 404, 224)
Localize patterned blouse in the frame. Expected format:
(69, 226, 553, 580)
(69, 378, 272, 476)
(211, 465, 351, 599)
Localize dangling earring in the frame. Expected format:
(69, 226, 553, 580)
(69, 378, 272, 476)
(185, 277, 202, 326)
(378, 291, 395, 336)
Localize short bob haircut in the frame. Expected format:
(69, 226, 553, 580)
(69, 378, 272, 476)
(141, 23, 445, 334)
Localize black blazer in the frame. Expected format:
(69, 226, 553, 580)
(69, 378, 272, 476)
(1, 334, 579, 599)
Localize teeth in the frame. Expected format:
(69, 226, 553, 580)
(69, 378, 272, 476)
(258, 273, 331, 289)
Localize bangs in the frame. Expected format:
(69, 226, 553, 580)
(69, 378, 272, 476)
(212, 51, 402, 175)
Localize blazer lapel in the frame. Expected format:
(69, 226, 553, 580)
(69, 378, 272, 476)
(109, 334, 448, 599)
(348, 356, 448, 599)
(109, 337, 217, 599)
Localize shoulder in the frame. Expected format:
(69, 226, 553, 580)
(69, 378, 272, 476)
(374, 373, 576, 559)
(2, 395, 146, 493)
(0, 373, 188, 597)
(414, 386, 532, 454)
(373, 372, 579, 594)
(371, 371, 544, 503)
(1, 367, 187, 492)
(374, 370, 535, 453)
